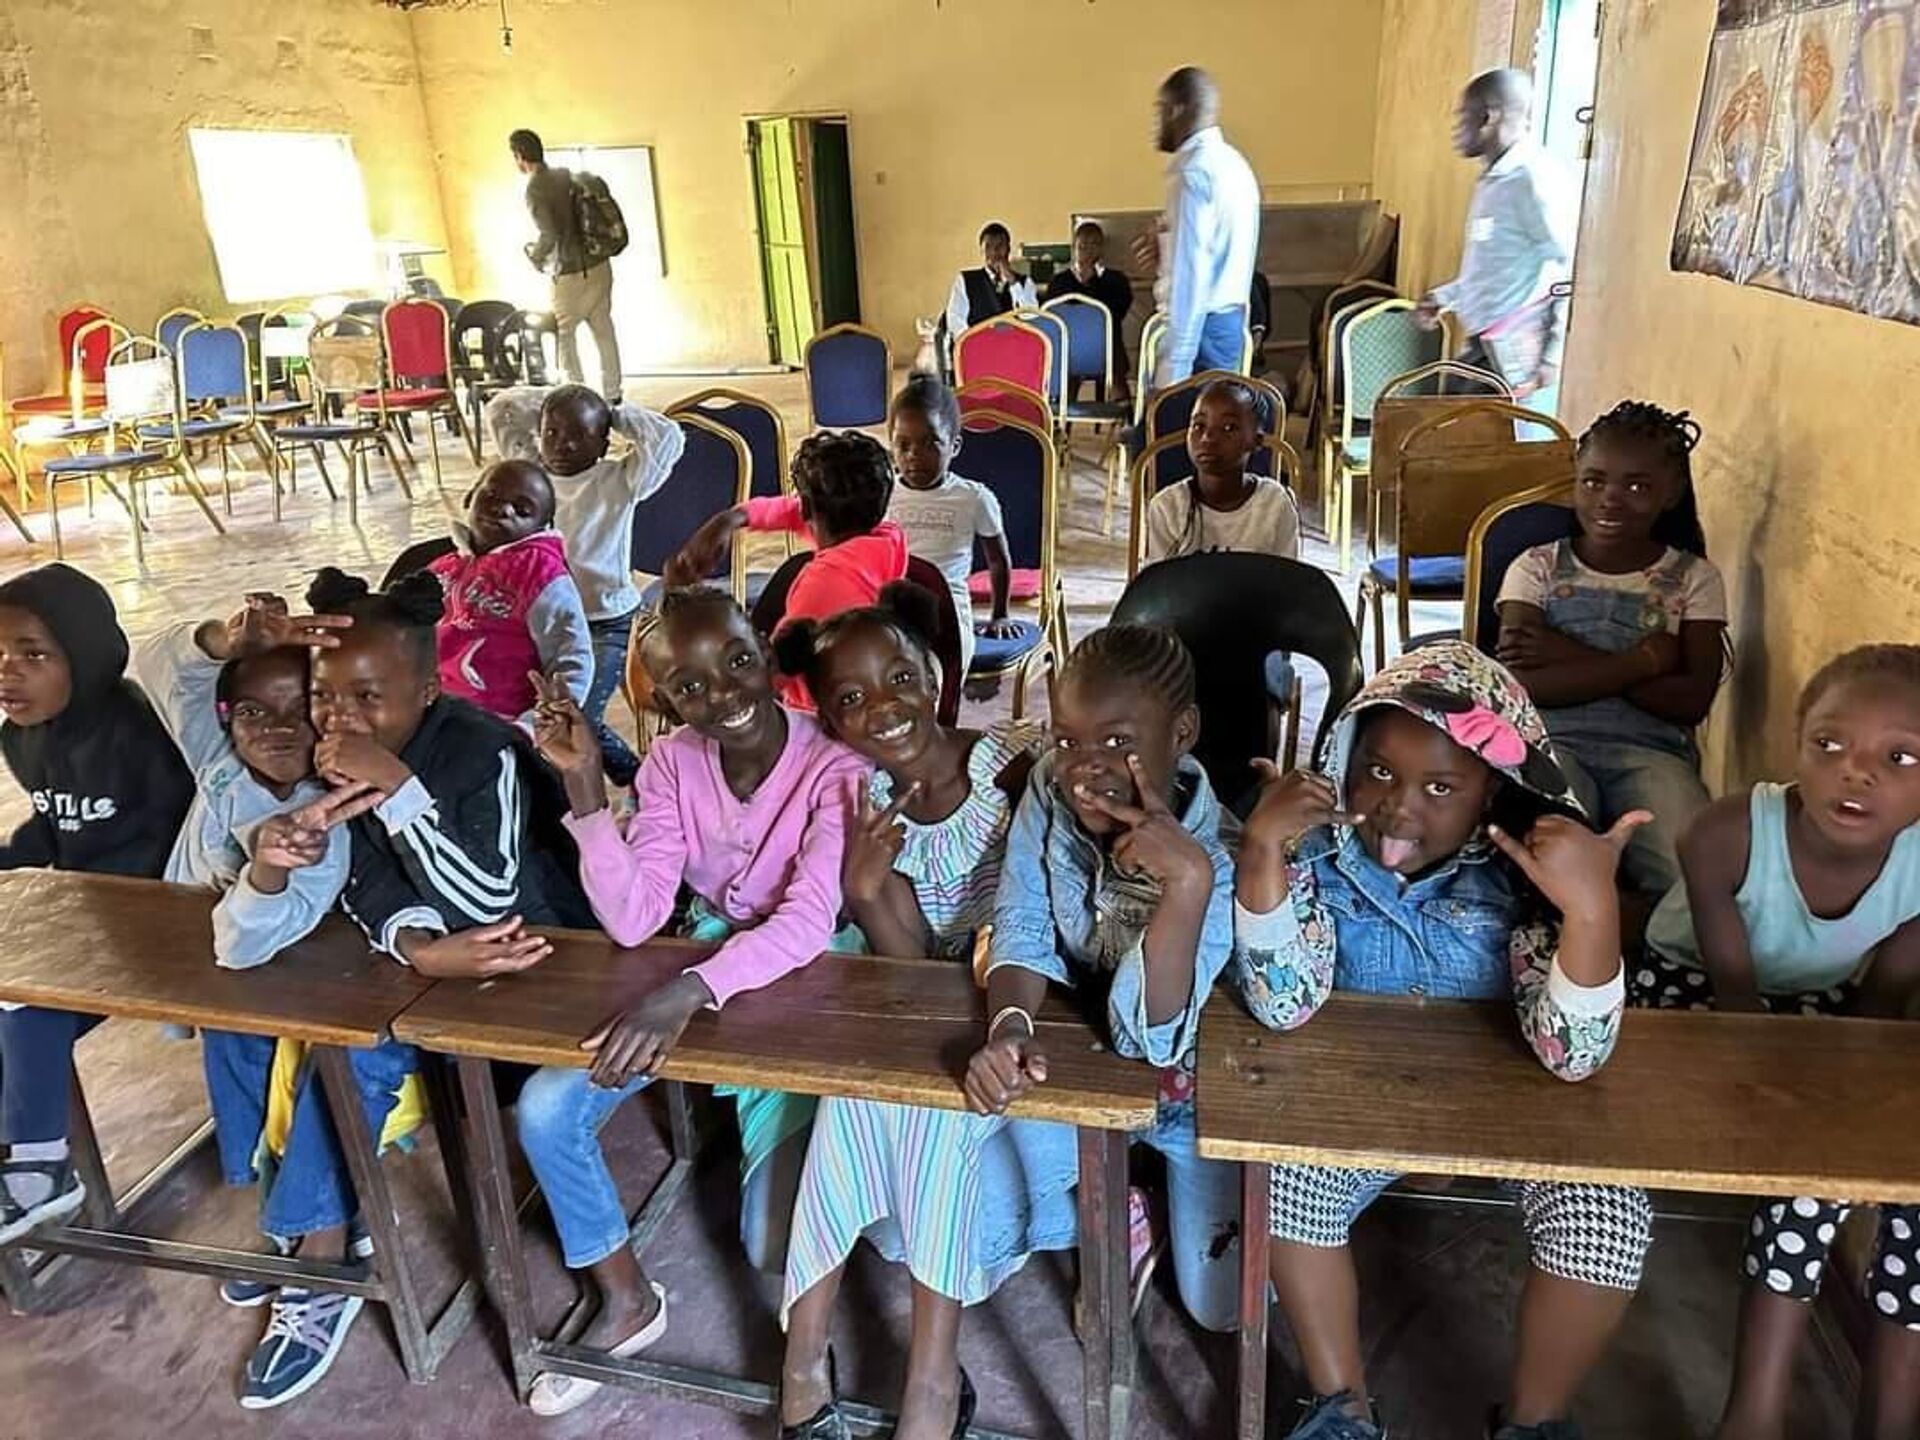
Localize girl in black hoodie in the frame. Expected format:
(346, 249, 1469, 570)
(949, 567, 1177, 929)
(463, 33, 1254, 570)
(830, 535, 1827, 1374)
(0, 563, 194, 1240)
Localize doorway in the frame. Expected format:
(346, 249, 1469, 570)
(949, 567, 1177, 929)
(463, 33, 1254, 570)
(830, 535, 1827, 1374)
(1532, 0, 1601, 199)
(546, 144, 664, 377)
(746, 115, 862, 366)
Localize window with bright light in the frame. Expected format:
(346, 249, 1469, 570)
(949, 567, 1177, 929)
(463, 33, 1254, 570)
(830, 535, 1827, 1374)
(189, 128, 380, 302)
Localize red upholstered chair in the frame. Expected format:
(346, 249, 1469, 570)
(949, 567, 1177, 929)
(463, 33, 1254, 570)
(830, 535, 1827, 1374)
(953, 317, 1051, 405)
(363, 298, 477, 491)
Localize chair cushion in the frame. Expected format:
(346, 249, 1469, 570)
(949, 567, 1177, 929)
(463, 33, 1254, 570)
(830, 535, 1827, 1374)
(1367, 553, 1466, 595)
(277, 423, 381, 441)
(228, 400, 310, 418)
(967, 620, 1043, 676)
(16, 418, 110, 442)
(360, 387, 452, 408)
(1066, 399, 1129, 424)
(44, 451, 150, 475)
(12, 390, 105, 417)
(140, 418, 242, 440)
(968, 568, 1043, 603)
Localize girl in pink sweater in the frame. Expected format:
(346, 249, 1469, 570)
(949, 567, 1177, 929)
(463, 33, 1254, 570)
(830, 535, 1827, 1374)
(427, 460, 592, 730)
(518, 584, 867, 1418)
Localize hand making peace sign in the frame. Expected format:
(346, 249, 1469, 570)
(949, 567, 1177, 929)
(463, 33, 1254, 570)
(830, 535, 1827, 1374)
(1073, 754, 1212, 894)
(528, 669, 601, 779)
(844, 781, 921, 904)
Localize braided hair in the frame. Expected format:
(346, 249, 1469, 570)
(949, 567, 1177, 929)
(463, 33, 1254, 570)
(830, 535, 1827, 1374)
(635, 585, 760, 722)
(306, 565, 443, 676)
(1061, 623, 1197, 717)
(1797, 644, 1920, 727)
(1174, 378, 1265, 558)
(1577, 400, 1708, 557)
(772, 582, 941, 709)
(791, 430, 895, 540)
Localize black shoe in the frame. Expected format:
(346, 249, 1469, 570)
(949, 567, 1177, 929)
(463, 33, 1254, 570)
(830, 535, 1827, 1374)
(950, 1366, 977, 1438)
(1486, 1408, 1581, 1440)
(779, 1349, 850, 1440)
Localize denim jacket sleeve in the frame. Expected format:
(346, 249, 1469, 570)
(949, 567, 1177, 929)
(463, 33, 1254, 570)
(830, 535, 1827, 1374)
(986, 779, 1070, 986)
(1230, 833, 1338, 1031)
(1106, 826, 1235, 1067)
(1509, 917, 1625, 1081)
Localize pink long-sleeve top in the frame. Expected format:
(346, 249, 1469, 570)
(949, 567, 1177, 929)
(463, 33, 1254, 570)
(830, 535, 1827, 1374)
(561, 706, 868, 1006)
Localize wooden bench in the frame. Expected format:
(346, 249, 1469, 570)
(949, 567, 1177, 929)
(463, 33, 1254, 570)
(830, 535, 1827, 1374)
(0, 870, 477, 1383)
(390, 927, 1161, 1440)
(1195, 992, 1920, 1440)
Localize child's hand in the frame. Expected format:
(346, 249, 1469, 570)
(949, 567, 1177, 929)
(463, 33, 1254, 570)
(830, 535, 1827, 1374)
(1635, 630, 1682, 679)
(1497, 618, 1587, 669)
(314, 732, 413, 794)
(1488, 812, 1652, 923)
(207, 593, 354, 660)
(1076, 755, 1213, 896)
(664, 509, 746, 590)
(251, 813, 329, 872)
(977, 617, 1024, 641)
(1242, 761, 1361, 855)
(580, 973, 714, 1088)
(844, 783, 918, 904)
(400, 918, 552, 978)
(529, 671, 602, 777)
(963, 1031, 1051, 1115)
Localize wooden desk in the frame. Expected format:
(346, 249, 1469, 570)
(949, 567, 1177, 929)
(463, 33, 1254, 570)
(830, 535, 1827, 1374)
(1196, 993, 1920, 1439)
(0, 871, 472, 1383)
(392, 928, 1160, 1440)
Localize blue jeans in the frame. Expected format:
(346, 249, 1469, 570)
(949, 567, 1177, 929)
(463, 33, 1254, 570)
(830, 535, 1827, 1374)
(1190, 305, 1249, 377)
(0, 1009, 102, 1145)
(201, 1030, 418, 1240)
(515, 1067, 803, 1272)
(587, 612, 640, 787)
(1554, 739, 1710, 897)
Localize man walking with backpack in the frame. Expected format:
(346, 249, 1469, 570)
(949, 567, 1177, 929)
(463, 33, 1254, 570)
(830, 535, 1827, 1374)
(512, 128, 624, 401)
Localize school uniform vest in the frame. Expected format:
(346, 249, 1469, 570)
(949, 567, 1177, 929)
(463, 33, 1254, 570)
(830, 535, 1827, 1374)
(960, 268, 1020, 329)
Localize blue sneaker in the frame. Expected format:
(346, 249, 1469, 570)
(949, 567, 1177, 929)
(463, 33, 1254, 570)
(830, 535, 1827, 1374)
(237, 1288, 365, 1409)
(1288, 1391, 1387, 1439)
(221, 1221, 373, 1307)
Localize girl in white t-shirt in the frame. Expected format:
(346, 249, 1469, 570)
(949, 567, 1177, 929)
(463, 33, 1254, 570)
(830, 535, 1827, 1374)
(886, 376, 1018, 677)
(1496, 400, 1728, 913)
(1144, 378, 1300, 564)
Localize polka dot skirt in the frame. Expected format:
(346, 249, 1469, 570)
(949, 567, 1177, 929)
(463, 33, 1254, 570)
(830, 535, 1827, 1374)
(1627, 953, 1852, 1015)
(1744, 1198, 1920, 1329)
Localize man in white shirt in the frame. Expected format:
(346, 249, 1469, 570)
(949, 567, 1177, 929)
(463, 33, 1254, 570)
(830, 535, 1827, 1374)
(1133, 67, 1261, 391)
(1418, 70, 1575, 413)
(943, 222, 1039, 357)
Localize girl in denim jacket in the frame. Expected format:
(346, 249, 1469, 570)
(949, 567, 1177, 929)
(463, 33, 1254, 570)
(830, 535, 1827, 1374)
(1233, 643, 1651, 1440)
(1495, 401, 1728, 920)
(965, 623, 1243, 1345)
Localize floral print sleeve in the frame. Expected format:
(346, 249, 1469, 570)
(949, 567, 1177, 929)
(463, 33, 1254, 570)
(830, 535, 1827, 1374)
(1230, 840, 1338, 1032)
(1508, 917, 1626, 1081)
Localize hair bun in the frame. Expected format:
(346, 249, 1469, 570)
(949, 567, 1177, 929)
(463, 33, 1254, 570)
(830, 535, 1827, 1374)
(307, 566, 370, 613)
(385, 569, 448, 626)
(877, 580, 939, 645)
(771, 617, 821, 678)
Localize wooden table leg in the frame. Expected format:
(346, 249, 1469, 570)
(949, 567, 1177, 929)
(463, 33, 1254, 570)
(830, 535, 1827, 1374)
(1077, 1126, 1133, 1440)
(1238, 1162, 1271, 1440)
(315, 1044, 436, 1384)
(454, 1055, 540, 1399)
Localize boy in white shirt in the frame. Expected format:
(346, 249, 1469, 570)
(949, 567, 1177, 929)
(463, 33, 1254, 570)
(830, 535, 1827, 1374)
(486, 385, 685, 784)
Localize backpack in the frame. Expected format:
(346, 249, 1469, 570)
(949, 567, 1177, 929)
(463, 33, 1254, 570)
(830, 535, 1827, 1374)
(570, 171, 629, 265)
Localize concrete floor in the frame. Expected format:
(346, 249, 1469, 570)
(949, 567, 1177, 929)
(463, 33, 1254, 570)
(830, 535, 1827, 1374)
(0, 374, 1855, 1438)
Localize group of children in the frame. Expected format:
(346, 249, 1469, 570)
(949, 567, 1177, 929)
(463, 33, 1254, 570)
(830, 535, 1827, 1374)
(0, 371, 1914, 1440)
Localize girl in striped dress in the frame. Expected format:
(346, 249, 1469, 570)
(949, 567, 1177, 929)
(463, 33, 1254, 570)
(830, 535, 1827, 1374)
(770, 584, 1046, 1440)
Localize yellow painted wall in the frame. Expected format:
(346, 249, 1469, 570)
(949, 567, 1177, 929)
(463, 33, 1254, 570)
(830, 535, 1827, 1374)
(407, 0, 1386, 368)
(0, 0, 447, 395)
(1560, 0, 1920, 787)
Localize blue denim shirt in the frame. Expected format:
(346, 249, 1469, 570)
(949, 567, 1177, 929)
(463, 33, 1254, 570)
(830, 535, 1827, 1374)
(989, 752, 1235, 1068)
(1306, 825, 1518, 999)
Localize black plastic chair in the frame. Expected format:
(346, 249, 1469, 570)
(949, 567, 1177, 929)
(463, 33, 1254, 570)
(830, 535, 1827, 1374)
(381, 535, 456, 590)
(750, 551, 964, 725)
(1111, 552, 1364, 813)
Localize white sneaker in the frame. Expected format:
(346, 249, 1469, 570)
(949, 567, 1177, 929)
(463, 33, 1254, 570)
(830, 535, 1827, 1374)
(527, 1281, 668, 1417)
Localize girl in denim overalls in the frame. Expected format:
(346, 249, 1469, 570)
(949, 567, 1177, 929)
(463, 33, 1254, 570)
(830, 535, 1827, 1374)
(1233, 644, 1651, 1440)
(1495, 401, 1728, 923)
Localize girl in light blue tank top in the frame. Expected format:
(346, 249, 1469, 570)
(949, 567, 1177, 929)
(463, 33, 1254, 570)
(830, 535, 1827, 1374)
(1630, 645, 1920, 1440)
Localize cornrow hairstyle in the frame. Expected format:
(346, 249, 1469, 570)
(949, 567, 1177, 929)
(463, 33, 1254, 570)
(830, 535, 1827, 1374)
(1578, 400, 1709, 557)
(306, 566, 443, 676)
(1061, 623, 1197, 717)
(1797, 643, 1920, 727)
(772, 581, 939, 705)
(639, 585, 758, 722)
(889, 374, 962, 446)
(791, 430, 894, 538)
(1175, 377, 1267, 558)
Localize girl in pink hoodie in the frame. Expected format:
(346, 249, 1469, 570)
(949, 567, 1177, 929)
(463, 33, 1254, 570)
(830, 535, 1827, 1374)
(668, 431, 908, 710)
(427, 459, 593, 729)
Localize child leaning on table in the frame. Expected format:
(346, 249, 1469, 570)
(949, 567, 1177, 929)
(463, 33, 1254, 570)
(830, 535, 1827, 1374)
(519, 584, 868, 1419)
(1231, 642, 1651, 1440)
(0, 564, 193, 1245)
(1635, 644, 1920, 1440)
(133, 595, 437, 1411)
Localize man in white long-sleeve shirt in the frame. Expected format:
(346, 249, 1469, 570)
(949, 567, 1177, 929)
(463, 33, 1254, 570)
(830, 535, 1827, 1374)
(1417, 69, 1574, 413)
(1134, 67, 1261, 391)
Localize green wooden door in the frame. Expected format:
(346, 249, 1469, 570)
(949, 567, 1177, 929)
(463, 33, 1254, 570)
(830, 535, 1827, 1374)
(749, 118, 816, 365)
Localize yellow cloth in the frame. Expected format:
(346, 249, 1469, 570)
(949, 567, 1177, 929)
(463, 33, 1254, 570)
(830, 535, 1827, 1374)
(262, 1038, 424, 1158)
